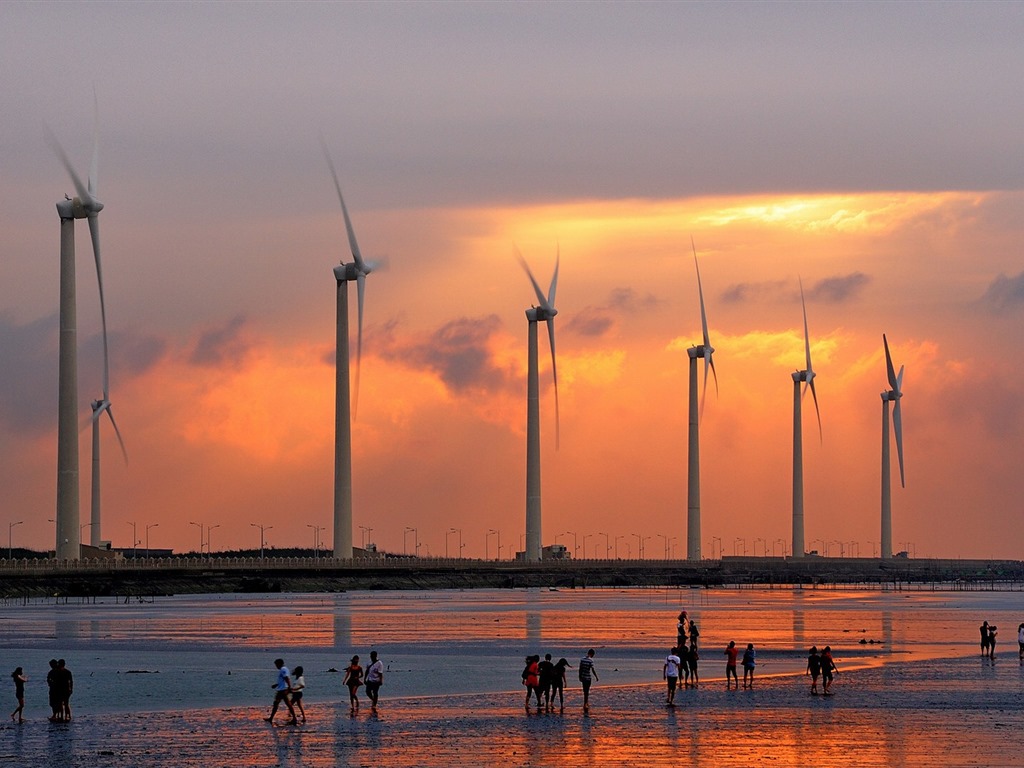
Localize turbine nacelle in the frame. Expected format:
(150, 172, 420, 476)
(526, 306, 558, 323)
(334, 261, 371, 282)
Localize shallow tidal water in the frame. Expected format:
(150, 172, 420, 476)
(0, 586, 1022, 766)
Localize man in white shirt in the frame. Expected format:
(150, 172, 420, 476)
(265, 658, 296, 724)
(663, 647, 682, 705)
(365, 650, 384, 710)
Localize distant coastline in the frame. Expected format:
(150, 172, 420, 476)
(1, 554, 1022, 598)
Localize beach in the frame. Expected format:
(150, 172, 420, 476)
(1, 588, 1022, 766)
(2, 656, 1022, 768)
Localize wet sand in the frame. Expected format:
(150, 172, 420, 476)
(3, 655, 1021, 768)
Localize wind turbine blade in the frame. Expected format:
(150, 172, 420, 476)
(800, 279, 813, 375)
(320, 139, 367, 271)
(809, 378, 822, 442)
(547, 244, 560, 307)
(892, 396, 905, 488)
(353, 272, 366, 419)
(547, 318, 560, 450)
(514, 246, 550, 310)
(104, 406, 129, 465)
(88, 216, 110, 398)
(46, 128, 92, 206)
(883, 334, 900, 391)
(694, 244, 711, 349)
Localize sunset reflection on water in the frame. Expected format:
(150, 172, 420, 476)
(1, 588, 1021, 767)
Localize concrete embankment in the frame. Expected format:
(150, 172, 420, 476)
(1, 556, 1022, 598)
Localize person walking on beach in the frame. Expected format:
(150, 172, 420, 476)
(980, 621, 991, 657)
(46, 659, 61, 722)
(663, 647, 681, 705)
(538, 653, 555, 711)
(342, 655, 363, 712)
(10, 668, 26, 724)
(551, 658, 570, 711)
(364, 651, 384, 710)
(522, 655, 541, 710)
(987, 625, 998, 659)
(578, 648, 599, 713)
(290, 665, 306, 723)
(687, 643, 699, 687)
(806, 646, 822, 695)
(821, 646, 838, 694)
(742, 644, 756, 689)
(55, 659, 73, 721)
(678, 640, 691, 687)
(688, 620, 700, 651)
(265, 658, 297, 724)
(724, 641, 739, 689)
(1017, 623, 1024, 660)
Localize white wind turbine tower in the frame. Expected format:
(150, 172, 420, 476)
(322, 142, 376, 560)
(47, 106, 107, 560)
(791, 280, 821, 559)
(517, 247, 560, 563)
(880, 334, 905, 559)
(686, 240, 717, 561)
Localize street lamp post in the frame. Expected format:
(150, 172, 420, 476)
(359, 525, 373, 550)
(8, 521, 23, 560)
(582, 533, 592, 560)
(404, 527, 419, 557)
(146, 523, 159, 558)
(251, 523, 272, 559)
(128, 521, 138, 560)
(307, 524, 324, 559)
(712, 536, 722, 559)
(599, 532, 610, 559)
(614, 535, 624, 559)
(189, 521, 204, 556)
(564, 530, 578, 559)
(487, 528, 500, 561)
(206, 524, 220, 559)
(658, 533, 670, 560)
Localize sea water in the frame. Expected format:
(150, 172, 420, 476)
(0, 586, 1019, 715)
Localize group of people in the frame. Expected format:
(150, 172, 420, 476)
(341, 650, 384, 713)
(9, 659, 74, 723)
(724, 641, 757, 690)
(806, 646, 838, 695)
(521, 649, 598, 713)
(265, 651, 385, 724)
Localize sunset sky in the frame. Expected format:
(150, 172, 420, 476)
(2, 1, 1023, 559)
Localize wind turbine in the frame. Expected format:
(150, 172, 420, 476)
(516, 247, 560, 563)
(322, 141, 376, 560)
(791, 279, 821, 559)
(880, 334, 905, 560)
(686, 239, 717, 561)
(48, 105, 106, 560)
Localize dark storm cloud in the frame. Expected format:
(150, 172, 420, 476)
(0, 313, 56, 435)
(379, 315, 516, 394)
(978, 272, 1024, 314)
(189, 316, 250, 367)
(79, 331, 168, 385)
(806, 273, 871, 304)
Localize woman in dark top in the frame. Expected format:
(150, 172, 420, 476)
(342, 655, 363, 712)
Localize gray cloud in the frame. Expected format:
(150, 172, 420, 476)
(379, 315, 517, 394)
(565, 307, 615, 338)
(567, 287, 661, 338)
(807, 273, 871, 304)
(189, 316, 250, 367)
(978, 272, 1024, 314)
(720, 280, 789, 304)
